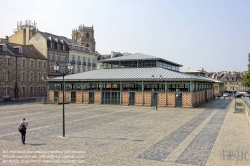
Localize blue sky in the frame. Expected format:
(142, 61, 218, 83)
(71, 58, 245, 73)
(0, 0, 249, 72)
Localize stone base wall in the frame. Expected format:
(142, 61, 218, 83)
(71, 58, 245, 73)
(47, 90, 213, 108)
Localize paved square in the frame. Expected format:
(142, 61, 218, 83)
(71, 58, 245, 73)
(0, 99, 250, 165)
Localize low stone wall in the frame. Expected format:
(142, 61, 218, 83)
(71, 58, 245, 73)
(242, 97, 250, 125)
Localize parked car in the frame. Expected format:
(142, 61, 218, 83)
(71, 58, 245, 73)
(243, 93, 250, 97)
(223, 93, 230, 97)
(235, 94, 244, 98)
(215, 93, 222, 98)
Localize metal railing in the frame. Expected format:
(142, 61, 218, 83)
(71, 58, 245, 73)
(0, 98, 37, 106)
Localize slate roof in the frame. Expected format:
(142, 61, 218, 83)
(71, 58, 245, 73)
(99, 53, 183, 67)
(38, 31, 66, 44)
(0, 42, 46, 59)
(219, 73, 242, 82)
(50, 67, 214, 82)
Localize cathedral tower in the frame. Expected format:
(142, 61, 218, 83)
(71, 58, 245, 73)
(71, 24, 96, 52)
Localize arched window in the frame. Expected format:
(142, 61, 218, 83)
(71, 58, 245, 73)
(86, 33, 89, 38)
(86, 44, 89, 47)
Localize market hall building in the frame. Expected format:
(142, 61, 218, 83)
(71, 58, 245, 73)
(47, 53, 215, 108)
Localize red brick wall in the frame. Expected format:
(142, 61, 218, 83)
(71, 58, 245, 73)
(122, 91, 128, 105)
(135, 92, 143, 105)
(167, 92, 174, 106)
(95, 91, 101, 104)
(83, 91, 89, 103)
(144, 92, 151, 106)
(48, 90, 54, 102)
(76, 91, 82, 103)
(183, 92, 191, 107)
(158, 92, 166, 106)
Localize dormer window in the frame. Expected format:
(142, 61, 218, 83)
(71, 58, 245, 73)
(50, 42, 54, 49)
(55, 38, 58, 43)
(60, 40, 64, 44)
(2, 44, 7, 51)
(19, 47, 23, 53)
(57, 44, 60, 50)
(62, 45, 65, 51)
(48, 36, 52, 41)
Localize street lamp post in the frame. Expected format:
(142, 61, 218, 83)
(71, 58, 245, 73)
(53, 61, 73, 137)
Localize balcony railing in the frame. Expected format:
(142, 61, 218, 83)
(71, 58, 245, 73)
(92, 63, 96, 67)
(71, 60, 76, 64)
(87, 63, 91, 66)
(77, 61, 81, 65)
(82, 62, 86, 66)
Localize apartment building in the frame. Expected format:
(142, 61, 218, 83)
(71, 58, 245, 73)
(61, 37, 97, 74)
(0, 40, 47, 101)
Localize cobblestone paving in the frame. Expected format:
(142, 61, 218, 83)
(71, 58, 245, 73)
(175, 109, 228, 165)
(0, 98, 249, 166)
(137, 109, 214, 161)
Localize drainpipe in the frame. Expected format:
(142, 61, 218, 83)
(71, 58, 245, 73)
(15, 56, 18, 99)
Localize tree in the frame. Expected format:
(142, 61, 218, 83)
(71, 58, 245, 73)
(242, 54, 250, 87)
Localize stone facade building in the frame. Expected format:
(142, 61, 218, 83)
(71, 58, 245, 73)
(0, 40, 47, 101)
(210, 71, 250, 93)
(61, 37, 98, 74)
(28, 32, 70, 78)
(72, 24, 96, 52)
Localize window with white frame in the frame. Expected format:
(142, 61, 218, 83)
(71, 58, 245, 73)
(49, 53, 54, 60)
(38, 87, 41, 95)
(62, 66, 66, 73)
(37, 73, 40, 82)
(19, 47, 23, 53)
(22, 59, 25, 67)
(5, 72, 10, 81)
(72, 55, 75, 61)
(77, 66, 80, 73)
(2, 44, 7, 51)
(83, 57, 86, 62)
(30, 60, 33, 68)
(5, 57, 10, 65)
(57, 44, 60, 50)
(22, 73, 25, 82)
(61, 55, 66, 62)
(88, 58, 90, 63)
(38, 61, 41, 68)
(55, 54, 58, 61)
(49, 65, 54, 72)
(78, 56, 80, 61)
(30, 87, 33, 95)
(43, 62, 46, 68)
(62, 45, 65, 51)
(22, 87, 25, 95)
(30, 73, 33, 82)
(57, 54, 60, 61)
(50, 42, 54, 49)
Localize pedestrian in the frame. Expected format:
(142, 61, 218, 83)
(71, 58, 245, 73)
(19, 118, 28, 144)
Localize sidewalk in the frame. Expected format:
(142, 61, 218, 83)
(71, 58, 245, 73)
(206, 100, 250, 166)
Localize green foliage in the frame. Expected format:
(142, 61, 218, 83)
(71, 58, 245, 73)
(242, 54, 250, 87)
